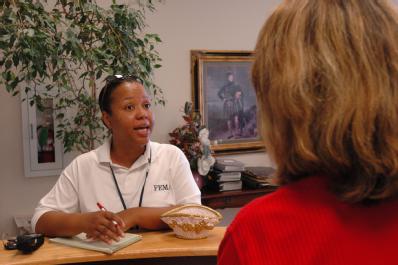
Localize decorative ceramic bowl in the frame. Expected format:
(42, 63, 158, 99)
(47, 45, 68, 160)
(161, 204, 222, 239)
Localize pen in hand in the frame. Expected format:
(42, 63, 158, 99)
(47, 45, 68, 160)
(88, 202, 125, 244)
(96, 202, 120, 226)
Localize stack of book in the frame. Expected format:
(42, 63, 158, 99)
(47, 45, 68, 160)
(241, 166, 278, 189)
(205, 158, 245, 192)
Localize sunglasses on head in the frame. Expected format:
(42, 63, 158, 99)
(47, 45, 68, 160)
(105, 74, 143, 84)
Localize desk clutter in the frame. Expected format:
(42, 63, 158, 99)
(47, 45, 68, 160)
(205, 158, 245, 191)
(205, 158, 278, 191)
(3, 233, 44, 254)
(242, 166, 279, 189)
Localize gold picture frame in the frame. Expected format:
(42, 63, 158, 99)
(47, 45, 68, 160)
(191, 50, 264, 154)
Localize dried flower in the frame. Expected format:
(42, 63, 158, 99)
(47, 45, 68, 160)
(169, 102, 203, 170)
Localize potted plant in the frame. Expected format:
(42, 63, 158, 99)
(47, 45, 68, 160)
(0, 0, 163, 153)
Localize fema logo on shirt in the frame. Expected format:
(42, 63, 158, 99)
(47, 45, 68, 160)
(153, 184, 170, 191)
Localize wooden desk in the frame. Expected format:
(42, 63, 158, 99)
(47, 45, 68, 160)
(0, 227, 226, 265)
(201, 187, 277, 209)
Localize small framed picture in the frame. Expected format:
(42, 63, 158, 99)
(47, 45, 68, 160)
(21, 89, 64, 177)
(191, 50, 264, 154)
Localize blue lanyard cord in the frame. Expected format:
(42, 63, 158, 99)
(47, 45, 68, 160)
(109, 148, 152, 210)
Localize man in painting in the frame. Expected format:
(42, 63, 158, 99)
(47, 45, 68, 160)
(217, 72, 244, 139)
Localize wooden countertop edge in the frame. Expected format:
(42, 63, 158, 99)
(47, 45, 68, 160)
(3, 227, 226, 265)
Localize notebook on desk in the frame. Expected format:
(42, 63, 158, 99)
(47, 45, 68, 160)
(49, 232, 142, 254)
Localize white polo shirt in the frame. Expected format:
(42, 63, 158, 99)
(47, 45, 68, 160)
(31, 140, 201, 232)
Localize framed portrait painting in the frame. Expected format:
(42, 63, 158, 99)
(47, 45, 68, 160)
(191, 50, 264, 154)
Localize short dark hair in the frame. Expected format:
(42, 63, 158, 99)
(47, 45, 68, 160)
(98, 75, 142, 114)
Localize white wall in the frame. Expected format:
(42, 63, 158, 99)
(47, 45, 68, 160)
(0, 0, 280, 236)
(147, 0, 280, 152)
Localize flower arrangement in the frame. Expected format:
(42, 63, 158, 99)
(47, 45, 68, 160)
(169, 102, 203, 170)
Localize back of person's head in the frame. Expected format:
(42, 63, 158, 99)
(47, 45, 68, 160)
(252, 0, 398, 203)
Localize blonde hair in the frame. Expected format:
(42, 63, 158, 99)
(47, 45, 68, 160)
(252, 0, 398, 202)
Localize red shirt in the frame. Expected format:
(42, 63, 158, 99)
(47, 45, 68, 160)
(218, 176, 398, 265)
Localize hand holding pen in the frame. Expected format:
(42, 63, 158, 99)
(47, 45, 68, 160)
(96, 202, 120, 226)
(82, 202, 125, 244)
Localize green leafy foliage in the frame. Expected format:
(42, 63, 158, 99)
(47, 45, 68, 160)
(0, 0, 163, 152)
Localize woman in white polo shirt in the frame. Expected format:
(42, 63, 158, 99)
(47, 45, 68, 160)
(32, 75, 201, 243)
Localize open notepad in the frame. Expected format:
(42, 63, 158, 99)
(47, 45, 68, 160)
(49, 233, 142, 254)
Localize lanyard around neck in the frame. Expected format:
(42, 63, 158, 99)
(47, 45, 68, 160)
(109, 148, 152, 209)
